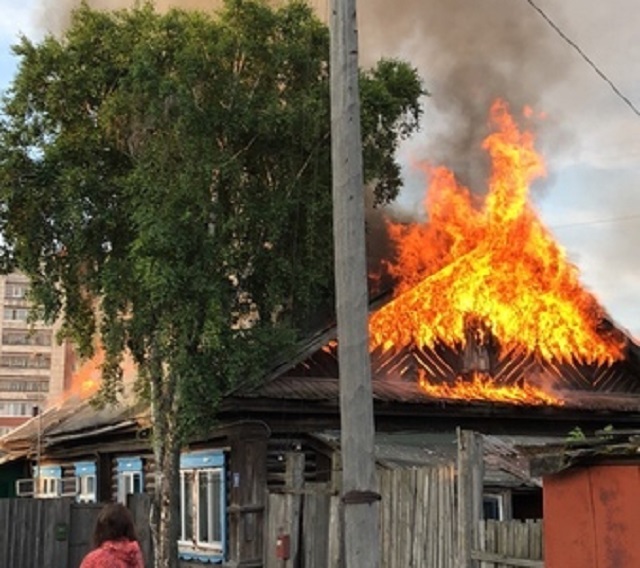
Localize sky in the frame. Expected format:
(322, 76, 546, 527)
(0, 0, 639, 337)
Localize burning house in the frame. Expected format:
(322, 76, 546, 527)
(251, 99, 640, 413)
(1, 100, 640, 566)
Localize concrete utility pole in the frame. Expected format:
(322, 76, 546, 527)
(330, 0, 381, 566)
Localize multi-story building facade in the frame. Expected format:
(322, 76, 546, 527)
(0, 272, 72, 436)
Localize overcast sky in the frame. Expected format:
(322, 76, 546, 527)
(1, 0, 639, 337)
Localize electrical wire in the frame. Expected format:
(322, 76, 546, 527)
(551, 212, 640, 230)
(524, 0, 640, 118)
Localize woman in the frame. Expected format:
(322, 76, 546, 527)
(80, 503, 145, 568)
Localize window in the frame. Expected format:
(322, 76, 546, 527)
(2, 330, 51, 346)
(0, 353, 51, 370)
(179, 451, 226, 563)
(483, 493, 506, 520)
(0, 378, 49, 392)
(0, 401, 30, 417)
(5, 281, 29, 299)
(3, 307, 29, 321)
(116, 457, 144, 503)
(34, 465, 61, 498)
(75, 461, 97, 503)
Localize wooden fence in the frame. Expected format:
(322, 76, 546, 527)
(475, 520, 544, 568)
(378, 466, 457, 567)
(0, 496, 152, 568)
(264, 457, 544, 568)
(459, 430, 544, 568)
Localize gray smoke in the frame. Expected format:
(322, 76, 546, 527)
(357, 0, 576, 194)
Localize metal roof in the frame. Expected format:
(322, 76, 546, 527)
(231, 374, 640, 412)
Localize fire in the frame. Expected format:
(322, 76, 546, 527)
(68, 348, 103, 399)
(369, 99, 625, 404)
(418, 371, 563, 406)
(65, 345, 138, 401)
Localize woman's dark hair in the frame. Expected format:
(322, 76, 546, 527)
(92, 503, 139, 548)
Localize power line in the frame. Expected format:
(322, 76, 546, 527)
(524, 0, 640, 118)
(551, 212, 640, 230)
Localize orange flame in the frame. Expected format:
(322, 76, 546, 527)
(418, 371, 563, 406)
(62, 345, 138, 404)
(369, 99, 624, 404)
(67, 348, 103, 399)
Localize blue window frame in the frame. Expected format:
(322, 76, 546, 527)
(75, 461, 97, 503)
(116, 456, 144, 503)
(178, 450, 226, 563)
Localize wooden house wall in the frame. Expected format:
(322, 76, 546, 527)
(265, 435, 332, 489)
(60, 463, 77, 496)
(0, 459, 27, 498)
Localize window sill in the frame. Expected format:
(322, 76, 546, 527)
(178, 548, 224, 564)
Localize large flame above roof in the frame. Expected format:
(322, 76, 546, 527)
(370, 99, 625, 372)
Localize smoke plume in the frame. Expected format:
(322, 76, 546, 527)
(358, 0, 579, 194)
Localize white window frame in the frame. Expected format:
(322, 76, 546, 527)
(0, 401, 30, 417)
(77, 474, 97, 503)
(483, 493, 506, 520)
(38, 476, 61, 499)
(179, 468, 224, 553)
(15, 478, 35, 497)
(117, 470, 143, 503)
(5, 281, 29, 298)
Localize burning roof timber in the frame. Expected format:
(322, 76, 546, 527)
(231, 99, 640, 412)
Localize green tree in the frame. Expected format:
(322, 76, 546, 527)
(0, 1, 424, 565)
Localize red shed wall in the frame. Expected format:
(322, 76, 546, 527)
(544, 464, 640, 568)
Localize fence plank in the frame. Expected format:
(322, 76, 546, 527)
(129, 493, 153, 568)
(69, 502, 101, 568)
(327, 494, 342, 567)
(477, 520, 544, 568)
(302, 482, 330, 568)
(471, 550, 544, 567)
(457, 430, 484, 568)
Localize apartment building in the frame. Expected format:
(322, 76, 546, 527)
(0, 273, 73, 436)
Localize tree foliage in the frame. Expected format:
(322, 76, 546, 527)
(0, 1, 423, 563)
(0, 0, 423, 415)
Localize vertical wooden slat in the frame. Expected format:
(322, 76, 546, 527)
(457, 430, 484, 568)
(302, 482, 330, 568)
(476, 519, 544, 566)
(327, 494, 343, 568)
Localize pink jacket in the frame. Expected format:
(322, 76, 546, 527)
(79, 539, 144, 568)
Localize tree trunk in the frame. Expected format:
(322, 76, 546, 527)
(151, 434, 180, 568)
(149, 360, 181, 568)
